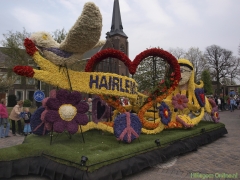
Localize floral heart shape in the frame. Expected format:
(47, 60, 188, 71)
(85, 48, 181, 77)
(92, 97, 111, 123)
(97, 101, 106, 119)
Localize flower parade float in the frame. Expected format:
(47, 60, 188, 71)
(0, 2, 227, 180)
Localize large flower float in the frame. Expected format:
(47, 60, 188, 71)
(13, 2, 219, 143)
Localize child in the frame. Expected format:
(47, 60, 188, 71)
(22, 108, 32, 136)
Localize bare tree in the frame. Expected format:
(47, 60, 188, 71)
(204, 45, 236, 95)
(168, 47, 186, 59)
(239, 43, 240, 56)
(0, 74, 16, 92)
(52, 28, 67, 43)
(0, 28, 32, 72)
(226, 57, 240, 84)
(184, 47, 206, 83)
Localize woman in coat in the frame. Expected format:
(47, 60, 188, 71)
(9, 100, 23, 135)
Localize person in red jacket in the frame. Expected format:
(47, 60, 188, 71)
(0, 98, 10, 138)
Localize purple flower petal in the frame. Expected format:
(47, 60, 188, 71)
(45, 122, 53, 131)
(53, 120, 66, 133)
(66, 91, 82, 105)
(76, 101, 89, 113)
(74, 113, 89, 125)
(45, 110, 61, 123)
(46, 98, 61, 110)
(56, 89, 69, 103)
(66, 121, 78, 134)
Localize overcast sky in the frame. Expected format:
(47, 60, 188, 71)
(0, 0, 239, 60)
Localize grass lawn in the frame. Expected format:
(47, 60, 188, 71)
(0, 120, 225, 172)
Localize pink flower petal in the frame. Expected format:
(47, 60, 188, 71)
(42, 97, 49, 107)
(40, 110, 48, 121)
(50, 89, 56, 98)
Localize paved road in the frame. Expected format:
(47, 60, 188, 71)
(125, 110, 240, 180)
(1, 110, 239, 180)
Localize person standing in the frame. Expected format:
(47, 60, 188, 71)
(230, 97, 236, 112)
(217, 97, 221, 111)
(22, 107, 32, 136)
(87, 98, 92, 121)
(0, 98, 10, 138)
(9, 100, 23, 136)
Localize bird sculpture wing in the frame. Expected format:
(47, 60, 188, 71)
(59, 2, 104, 54)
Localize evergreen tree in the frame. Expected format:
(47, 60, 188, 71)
(201, 70, 213, 95)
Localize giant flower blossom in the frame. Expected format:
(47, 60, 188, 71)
(211, 107, 220, 123)
(158, 102, 171, 125)
(44, 89, 89, 134)
(172, 94, 188, 110)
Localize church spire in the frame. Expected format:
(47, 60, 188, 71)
(109, 0, 128, 38)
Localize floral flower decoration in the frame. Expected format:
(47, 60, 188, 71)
(158, 102, 171, 125)
(211, 107, 220, 123)
(195, 88, 205, 107)
(172, 94, 188, 110)
(44, 89, 89, 134)
(114, 112, 142, 143)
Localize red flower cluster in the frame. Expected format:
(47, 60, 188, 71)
(85, 48, 181, 79)
(13, 66, 34, 77)
(24, 38, 38, 56)
(85, 48, 132, 73)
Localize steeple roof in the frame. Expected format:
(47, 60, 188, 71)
(109, 0, 128, 38)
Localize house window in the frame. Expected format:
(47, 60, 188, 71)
(26, 78, 35, 85)
(26, 90, 35, 102)
(14, 76, 21, 84)
(0, 73, 7, 81)
(15, 90, 24, 101)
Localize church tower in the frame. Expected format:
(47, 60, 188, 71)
(97, 0, 129, 76)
